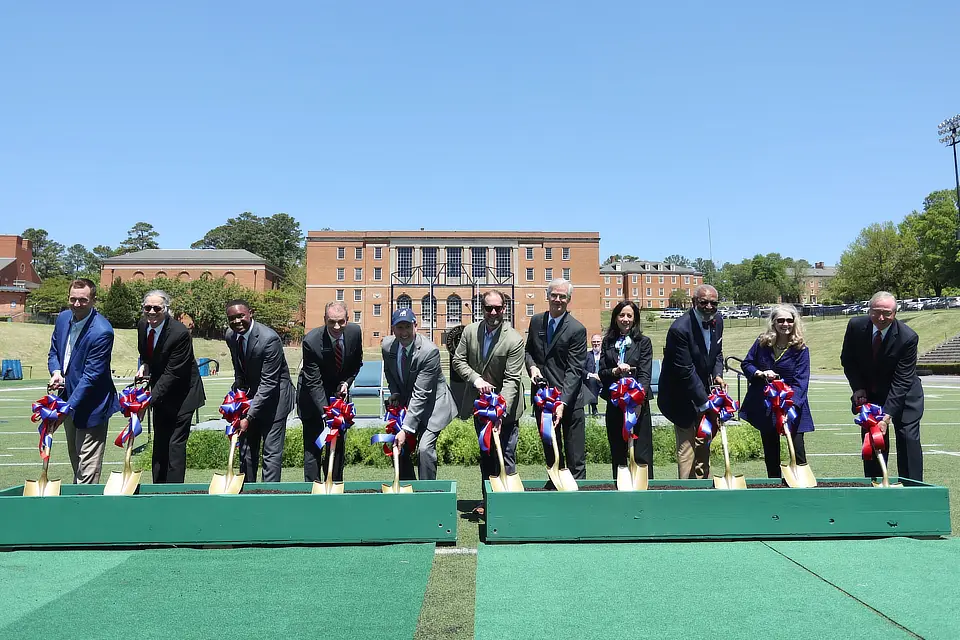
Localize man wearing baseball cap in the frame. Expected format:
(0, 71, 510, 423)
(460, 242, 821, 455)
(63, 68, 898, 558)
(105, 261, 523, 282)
(381, 308, 457, 480)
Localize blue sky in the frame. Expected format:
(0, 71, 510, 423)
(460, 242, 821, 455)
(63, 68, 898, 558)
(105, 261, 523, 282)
(2, 2, 959, 267)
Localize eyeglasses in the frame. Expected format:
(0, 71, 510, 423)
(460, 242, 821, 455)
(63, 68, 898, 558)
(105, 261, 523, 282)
(549, 293, 569, 301)
(484, 305, 504, 312)
(774, 318, 795, 324)
(696, 299, 718, 307)
(142, 305, 165, 313)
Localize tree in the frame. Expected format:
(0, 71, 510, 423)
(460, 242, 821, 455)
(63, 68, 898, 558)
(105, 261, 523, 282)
(27, 276, 71, 314)
(22, 227, 66, 278)
(663, 254, 691, 268)
(692, 257, 718, 285)
(192, 212, 304, 272)
(64, 244, 96, 275)
(739, 280, 779, 305)
(99, 277, 140, 329)
(89, 245, 116, 272)
(781, 258, 811, 304)
(668, 288, 691, 308)
(117, 222, 160, 254)
(602, 254, 639, 265)
(900, 189, 960, 296)
(830, 222, 922, 301)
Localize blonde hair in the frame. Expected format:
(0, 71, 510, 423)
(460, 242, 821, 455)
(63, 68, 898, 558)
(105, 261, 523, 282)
(758, 304, 805, 349)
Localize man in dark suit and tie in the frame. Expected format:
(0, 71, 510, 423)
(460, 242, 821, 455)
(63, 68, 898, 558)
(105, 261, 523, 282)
(657, 284, 725, 479)
(298, 301, 363, 482)
(225, 299, 295, 483)
(525, 278, 588, 481)
(46, 278, 121, 484)
(841, 291, 924, 481)
(381, 308, 456, 480)
(137, 290, 205, 483)
(584, 334, 603, 416)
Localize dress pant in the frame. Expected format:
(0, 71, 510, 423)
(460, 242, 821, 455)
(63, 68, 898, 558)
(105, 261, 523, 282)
(760, 429, 806, 479)
(475, 417, 518, 496)
(63, 417, 107, 484)
(674, 422, 711, 480)
(605, 404, 653, 481)
(535, 406, 586, 479)
(303, 416, 346, 482)
(241, 413, 287, 483)
(589, 403, 599, 416)
(152, 408, 192, 484)
(862, 416, 923, 482)
(398, 428, 441, 481)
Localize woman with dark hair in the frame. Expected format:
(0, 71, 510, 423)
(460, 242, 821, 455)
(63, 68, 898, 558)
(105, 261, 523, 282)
(598, 300, 654, 480)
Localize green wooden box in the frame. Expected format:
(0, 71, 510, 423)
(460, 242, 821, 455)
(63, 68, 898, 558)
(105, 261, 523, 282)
(0, 481, 457, 548)
(483, 478, 951, 543)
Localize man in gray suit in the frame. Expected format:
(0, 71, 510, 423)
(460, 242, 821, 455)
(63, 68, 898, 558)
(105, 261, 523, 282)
(381, 308, 456, 480)
(452, 289, 526, 513)
(225, 299, 295, 483)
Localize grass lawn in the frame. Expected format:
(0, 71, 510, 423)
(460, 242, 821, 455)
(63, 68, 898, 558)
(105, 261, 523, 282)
(0, 377, 957, 640)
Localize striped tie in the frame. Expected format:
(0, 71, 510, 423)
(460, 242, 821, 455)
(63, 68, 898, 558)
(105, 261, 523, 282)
(335, 338, 343, 371)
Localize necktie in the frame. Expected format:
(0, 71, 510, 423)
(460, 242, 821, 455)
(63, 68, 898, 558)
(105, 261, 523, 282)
(335, 338, 343, 371)
(146, 328, 156, 360)
(399, 345, 407, 381)
(702, 319, 716, 329)
(872, 330, 883, 360)
(547, 318, 556, 344)
(237, 335, 246, 371)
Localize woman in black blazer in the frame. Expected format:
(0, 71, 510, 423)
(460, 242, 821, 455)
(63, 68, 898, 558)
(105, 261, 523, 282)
(598, 300, 654, 481)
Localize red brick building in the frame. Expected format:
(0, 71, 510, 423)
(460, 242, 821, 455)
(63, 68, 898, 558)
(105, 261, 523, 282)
(599, 260, 703, 310)
(101, 249, 282, 291)
(0, 235, 41, 321)
(306, 231, 602, 348)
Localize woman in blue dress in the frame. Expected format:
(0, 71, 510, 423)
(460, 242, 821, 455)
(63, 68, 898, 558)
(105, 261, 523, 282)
(739, 304, 814, 478)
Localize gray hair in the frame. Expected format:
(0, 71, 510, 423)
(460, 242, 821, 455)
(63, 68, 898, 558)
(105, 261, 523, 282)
(692, 284, 718, 300)
(870, 291, 896, 307)
(546, 278, 574, 300)
(325, 300, 348, 316)
(143, 290, 170, 309)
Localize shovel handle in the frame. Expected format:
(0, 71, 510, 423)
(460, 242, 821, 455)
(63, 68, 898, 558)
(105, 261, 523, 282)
(392, 443, 401, 493)
(492, 429, 508, 483)
(325, 435, 337, 492)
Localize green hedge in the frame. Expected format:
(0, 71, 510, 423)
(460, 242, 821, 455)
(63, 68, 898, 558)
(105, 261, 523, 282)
(135, 419, 773, 470)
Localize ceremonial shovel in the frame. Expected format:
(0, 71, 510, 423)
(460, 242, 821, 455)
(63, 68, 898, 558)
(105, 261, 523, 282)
(23, 447, 61, 497)
(871, 436, 902, 489)
(780, 415, 816, 488)
(546, 426, 578, 492)
(103, 430, 141, 495)
(312, 438, 345, 495)
(382, 444, 414, 494)
(713, 422, 747, 490)
(489, 430, 524, 492)
(616, 438, 648, 491)
(208, 432, 244, 494)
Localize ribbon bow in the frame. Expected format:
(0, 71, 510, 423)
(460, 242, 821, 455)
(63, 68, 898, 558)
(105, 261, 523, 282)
(219, 390, 251, 444)
(534, 386, 562, 446)
(30, 394, 70, 461)
(115, 386, 151, 447)
(371, 405, 415, 456)
(474, 392, 506, 454)
(609, 377, 647, 442)
(697, 388, 739, 441)
(855, 403, 887, 460)
(317, 397, 355, 449)
(763, 379, 798, 436)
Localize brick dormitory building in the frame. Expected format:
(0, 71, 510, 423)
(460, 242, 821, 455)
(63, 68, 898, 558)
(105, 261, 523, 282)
(305, 231, 602, 348)
(0, 234, 41, 321)
(599, 260, 703, 311)
(100, 249, 283, 291)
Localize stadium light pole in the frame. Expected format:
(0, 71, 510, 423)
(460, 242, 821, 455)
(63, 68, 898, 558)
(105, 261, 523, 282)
(938, 114, 960, 240)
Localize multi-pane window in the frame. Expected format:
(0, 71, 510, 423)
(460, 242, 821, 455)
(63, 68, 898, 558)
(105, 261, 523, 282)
(647, 300, 652, 308)
(646, 288, 652, 296)
(632, 275, 638, 283)
(472, 247, 486, 279)
(632, 288, 638, 296)
(354, 311, 361, 323)
(605, 288, 610, 296)
(659, 300, 665, 308)
(562, 247, 570, 260)
(605, 276, 610, 284)
(659, 288, 665, 296)
(525, 247, 534, 260)
(473, 293, 485, 321)
(421, 295, 437, 325)
(397, 295, 412, 310)
(336, 289, 344, 301)
(397, 247, 413, 278)
(374, 267, 382, 281)
(526, 304, 535, 316)
(562, 268, 570, 280)
(354, 268, 362, 281)
(336, 268, 345, 281)
(446, 295, 462, 324)
(659, 276, 664, 284)
(495, 247, 511, 278)
(684, 276, 690, 284)
(645, 275, 652, 283)
(526, 268, 534, 281)
(374, 246, 382, 260)
(337, 247, 345, 260)
(544, 247, 553, 260)
(354, 289, 362, 302)
(423, 247, 438, 279)
(617, 277, 622, 284)
(355, 247, 363, 260)
(605, 300, 611, 309)
(545, 268, 553, 281)
(502, 296, 513, 322)
(447, 247, 462, 277)
(617, 288, 622, 296)
(373, 304, 382, 316)
(672, 276, 677, 284)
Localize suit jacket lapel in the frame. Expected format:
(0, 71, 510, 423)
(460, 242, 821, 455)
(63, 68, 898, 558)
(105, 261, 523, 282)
(403, 335, 422, 397)
(688, 310, 707, 366)
(882, 321, 899, 360)
(153, 319, 171, 357)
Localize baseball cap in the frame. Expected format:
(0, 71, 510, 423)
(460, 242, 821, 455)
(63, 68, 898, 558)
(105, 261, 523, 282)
(391, 308, 416, 325)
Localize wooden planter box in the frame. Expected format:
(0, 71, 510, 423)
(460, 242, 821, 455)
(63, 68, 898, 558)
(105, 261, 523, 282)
(0, 481, 457, 548)
(483, 478, 951, 543)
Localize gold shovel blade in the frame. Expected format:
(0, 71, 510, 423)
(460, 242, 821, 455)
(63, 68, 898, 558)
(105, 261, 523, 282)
(312, 480, 344, 495)
(616, 465, 632, 491)
(781, 463, 817, 488)
(104, 470, 142, 496)
(557, 468, 578, 491)
(488, 475, 507, 493)
(546, 465, 564, 490)
(713, 473, 747, 490)
(209, 473, 244, 495)
(23, 478, 61, 497)
(505, 472, 525, 492)
(630, 464, 648, 491)
(381, 482, 415, 494)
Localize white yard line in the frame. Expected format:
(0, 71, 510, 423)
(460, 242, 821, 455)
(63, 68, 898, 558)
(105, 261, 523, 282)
(1, 461, 122, 467)
(435, 547, 477, 556)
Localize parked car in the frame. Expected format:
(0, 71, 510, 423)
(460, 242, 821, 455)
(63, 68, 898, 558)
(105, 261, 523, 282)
(659, 308, 684, 319)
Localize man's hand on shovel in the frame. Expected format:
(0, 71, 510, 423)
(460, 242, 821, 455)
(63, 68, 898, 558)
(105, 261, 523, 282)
(336, 382, 349, 399)
(553, 402, 565, 424)
(236, 418, 250, 435)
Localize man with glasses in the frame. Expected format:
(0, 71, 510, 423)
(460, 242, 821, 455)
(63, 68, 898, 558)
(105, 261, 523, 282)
(46, 278, 120, 483)
(584, 334, 603, 416)
(657, 284, 726, 479)
(452, 289, 526, 514)
(137, 290, 205, 483)
(526, 278, 588, 482)
(841, 291, 924, 481)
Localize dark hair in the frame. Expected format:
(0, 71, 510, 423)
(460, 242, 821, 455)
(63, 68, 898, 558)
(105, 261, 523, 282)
(604, 300, 643, 344)
(225, 298, 251, 311)
(68, 278, 97, 300)
(482, 289, 506, 306)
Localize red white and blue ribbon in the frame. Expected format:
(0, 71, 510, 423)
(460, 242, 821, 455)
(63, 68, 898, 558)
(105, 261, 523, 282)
(474, 392, 506, 454)
(30, 394, 70, 461)
(763, 379, 798, 436)
(609, 377, 646, 442)
(534, 386, 561, 447)
(371, 405, 415, 456)
(855, 403, 887, 460)
(697, 388, 739, 441)
(317, 397, 355, 449)
(115, 386, 151, 447)
(220, 390, 251, 445)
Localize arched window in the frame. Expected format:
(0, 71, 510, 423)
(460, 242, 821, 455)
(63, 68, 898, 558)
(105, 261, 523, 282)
(446, 294, 462, 325)
(223, 271, 236, 283)
(502, 294, 513, 323)
(200, 271, 213, 279)
(473, 292, 484, 322)
(155, 271, 168, 279)
(132, 271, 145, 281)
(396, 294, 412, 310)
(421, 294, 437, 326)
(177, 271, 191, 281)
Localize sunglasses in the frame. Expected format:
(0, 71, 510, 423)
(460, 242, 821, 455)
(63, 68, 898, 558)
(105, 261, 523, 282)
(696, 299, 718, 307)
(142, 305, 165, 313)
(484, 305, 504, 312)
(774, 318, 795, 324)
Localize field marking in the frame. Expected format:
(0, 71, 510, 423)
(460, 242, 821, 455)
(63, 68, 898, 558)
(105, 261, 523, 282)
(0, 461, 122, 467)
(927, 450, 960, 457)
(435, 547, 477, 556)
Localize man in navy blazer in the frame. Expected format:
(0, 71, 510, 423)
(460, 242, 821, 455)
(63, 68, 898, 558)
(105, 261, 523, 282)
(657, 284, 725, 479)
(47, 278, 121, 484)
